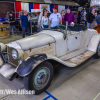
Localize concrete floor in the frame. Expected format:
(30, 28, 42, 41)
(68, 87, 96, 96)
(0, 35, 22, 44)
(0, 35, 100, 100)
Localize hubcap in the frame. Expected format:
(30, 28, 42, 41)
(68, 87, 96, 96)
(37, 72, 47, 84)
(33, 67, 50, 90)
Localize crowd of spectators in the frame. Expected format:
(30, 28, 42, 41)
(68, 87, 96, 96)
(38, 7, 75, 32)
(8, 7, 100, 38)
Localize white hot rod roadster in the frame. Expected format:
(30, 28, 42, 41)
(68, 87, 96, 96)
(0, 24, 100, 95)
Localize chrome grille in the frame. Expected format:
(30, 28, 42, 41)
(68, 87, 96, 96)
(2, 46, 19, 67)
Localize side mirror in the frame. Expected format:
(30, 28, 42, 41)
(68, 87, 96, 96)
(70, 22, 75, 27)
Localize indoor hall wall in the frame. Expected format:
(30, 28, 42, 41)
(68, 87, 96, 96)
(0, 2, 14, 17)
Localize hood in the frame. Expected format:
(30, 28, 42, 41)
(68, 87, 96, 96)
(7, 33, 55, 51)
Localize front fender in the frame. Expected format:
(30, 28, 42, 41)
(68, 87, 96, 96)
(87, 34, 100, 52)
(16, 54, 47, 77)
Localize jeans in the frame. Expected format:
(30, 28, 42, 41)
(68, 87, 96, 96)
(87, 22, 93, 29)
(37, 27, 40, 33)
(22, 27, 30, 38)
(43, 25, 48, 29)
(9, 25, 18, 35)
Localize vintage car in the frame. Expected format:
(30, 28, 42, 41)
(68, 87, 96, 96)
(0, 24, 100, 95)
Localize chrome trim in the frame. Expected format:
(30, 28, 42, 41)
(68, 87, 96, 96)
(2, 48, 18, 67)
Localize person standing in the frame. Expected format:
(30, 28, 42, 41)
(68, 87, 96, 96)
(41, 11, 49, 29)
(49, 7, 62, 28)
(77, 11, 82, 24)
(95, 10, 100, 25)
(87, 8, 95, 28)
(64, 8, 75, 25)
(20, 10, 30, 38)
(8, 12, 18, 36)
(61, 10, 65, 24)
(37, 8, 47, 32)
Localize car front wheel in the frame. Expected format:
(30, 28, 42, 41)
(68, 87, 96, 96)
(23, 61, 54, 95)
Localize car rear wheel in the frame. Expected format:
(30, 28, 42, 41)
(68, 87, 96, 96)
(23, 61, 54, 95)
(94, 42, 100, 58)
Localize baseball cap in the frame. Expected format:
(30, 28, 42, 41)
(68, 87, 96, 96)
(9, 12, 13, 14)
(43, 8, 47, 11)
(52, 7, 57, 10)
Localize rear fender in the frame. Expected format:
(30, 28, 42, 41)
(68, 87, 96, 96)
(87, 34, 100, 52)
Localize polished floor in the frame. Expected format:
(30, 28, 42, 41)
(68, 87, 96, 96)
(0, 35, 100, 100)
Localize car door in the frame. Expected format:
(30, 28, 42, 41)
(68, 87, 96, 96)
(67, 32, 80, 52)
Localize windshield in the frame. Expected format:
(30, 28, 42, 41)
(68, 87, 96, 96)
(51, 24, 66, 33)
(52, 24, 87, 32)
(52, 24, 66, 30)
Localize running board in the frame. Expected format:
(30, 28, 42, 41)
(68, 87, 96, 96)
(0, 51, 95, 79)
(0, 64, 16, 79)
(64, 50, 95, 67)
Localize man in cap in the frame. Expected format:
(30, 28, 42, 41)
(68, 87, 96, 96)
(64, 8, 75, 25)
(20, 10, 30, 38)
(8, 12, 18, 36)
(49, 7, 62, 28)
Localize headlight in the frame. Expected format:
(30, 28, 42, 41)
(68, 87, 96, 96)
(12, 49, 18, 59)
(12, 49, 24, 60)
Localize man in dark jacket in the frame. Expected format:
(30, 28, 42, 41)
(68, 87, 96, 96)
(87, 8, 95, 28)
(8, 12, 18, 36)
(77, 11, 82, 24)
(96, 10, 100, 25)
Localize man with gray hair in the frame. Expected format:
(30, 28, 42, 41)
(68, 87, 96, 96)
(64, 8, 75, 24)
(20, 10, 30, 38)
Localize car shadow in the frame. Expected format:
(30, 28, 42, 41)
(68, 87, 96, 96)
(47, 57, 100, 93)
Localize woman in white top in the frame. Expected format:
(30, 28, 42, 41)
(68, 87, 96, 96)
(41, 11, 49, 29)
